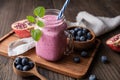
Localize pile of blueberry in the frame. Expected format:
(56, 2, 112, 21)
(14, 57, 34, 71)
(68, 27, 93, 41)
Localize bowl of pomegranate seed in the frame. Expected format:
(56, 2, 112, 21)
(11, 19, 34, 38)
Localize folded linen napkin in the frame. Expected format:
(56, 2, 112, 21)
(67, 11, 120, 36)
(8, 11, 120, 56)
(8, 37, 35, 56)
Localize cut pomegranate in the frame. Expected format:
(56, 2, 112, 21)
(106, 33, 120, 52)
(11, 19, 33, 38)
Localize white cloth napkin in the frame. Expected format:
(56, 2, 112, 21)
(67, 11, 120, 36)
(8, 37, 35, 56)
(8, 11, 120, 56)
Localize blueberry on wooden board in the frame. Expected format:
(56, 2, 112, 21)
(73, 57, 80, 63)
(81, 51, 88, 57)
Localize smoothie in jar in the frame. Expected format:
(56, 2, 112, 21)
(36, 9, 67, 61)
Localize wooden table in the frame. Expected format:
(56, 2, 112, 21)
(0, 0, 120, 80)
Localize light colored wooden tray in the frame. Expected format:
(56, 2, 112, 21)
(0, 30, 101, 78)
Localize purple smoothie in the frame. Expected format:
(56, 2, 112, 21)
(36, 14, 67, 61)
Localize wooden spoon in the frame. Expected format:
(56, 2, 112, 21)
(13, 56, 47, 80)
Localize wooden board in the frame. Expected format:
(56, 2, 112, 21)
(0, 31, 101, 78)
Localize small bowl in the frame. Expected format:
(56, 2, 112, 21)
(11, 19, 33, 38)
(67, 26, 96, 49)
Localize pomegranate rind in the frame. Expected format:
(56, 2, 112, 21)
(11, 19, 32, 38)
(106, 33, 120, 52)
(107, 44, 120, 52)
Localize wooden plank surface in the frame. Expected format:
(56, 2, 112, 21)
(0, 0, 120, 80)
(0, 32, 101, 78)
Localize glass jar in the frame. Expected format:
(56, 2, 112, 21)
(36, 9, 67, 61)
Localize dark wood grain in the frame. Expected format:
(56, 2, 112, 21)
(0, 0, 120, 80)
(0, 32, 101, 78)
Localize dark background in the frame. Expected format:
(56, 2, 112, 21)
(0, 0, 120, 80)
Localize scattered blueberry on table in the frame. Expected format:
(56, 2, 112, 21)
(14, 57, 34, 71)
(68, 27, 93, 41)
(73, 57, 80, 63)
(101, 56, 108, 63)
(89, 74, 97, 80)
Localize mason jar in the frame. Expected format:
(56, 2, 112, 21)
(36, 9, 67, 61)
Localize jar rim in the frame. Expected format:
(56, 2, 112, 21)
(45, 9, 65, 20)
(41, 9, 66, 28)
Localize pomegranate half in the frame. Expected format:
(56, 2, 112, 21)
(11, 19, 33, 38)
(106, 33, 120, 52)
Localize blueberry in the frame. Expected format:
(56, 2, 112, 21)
(81, 51, 88, 57)
(69, 30, 75, 36)
(69, 30, 74, 34)
(14, 57, 22, 65)
(74, 28, 79, 32)
(83, 28, 88, 33)
(89, 74, 96, 80)
(82, 28, 88, 35)
(16, 64, 23, 70)
(77, 30, 82, 36)
(79, 27, 83, 31)
(87, 32, 92, 40)
(80, 36, 86, 41)
(73, 57, 80, 63)
(21, 57, 29, 65)
(75, 36, 80, 41)
(101, 56, 108, 63)
(28, 61, 34, 69)
(22, 65, 30, 71)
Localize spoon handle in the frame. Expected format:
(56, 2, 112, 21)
(32, 68, 47, 80)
